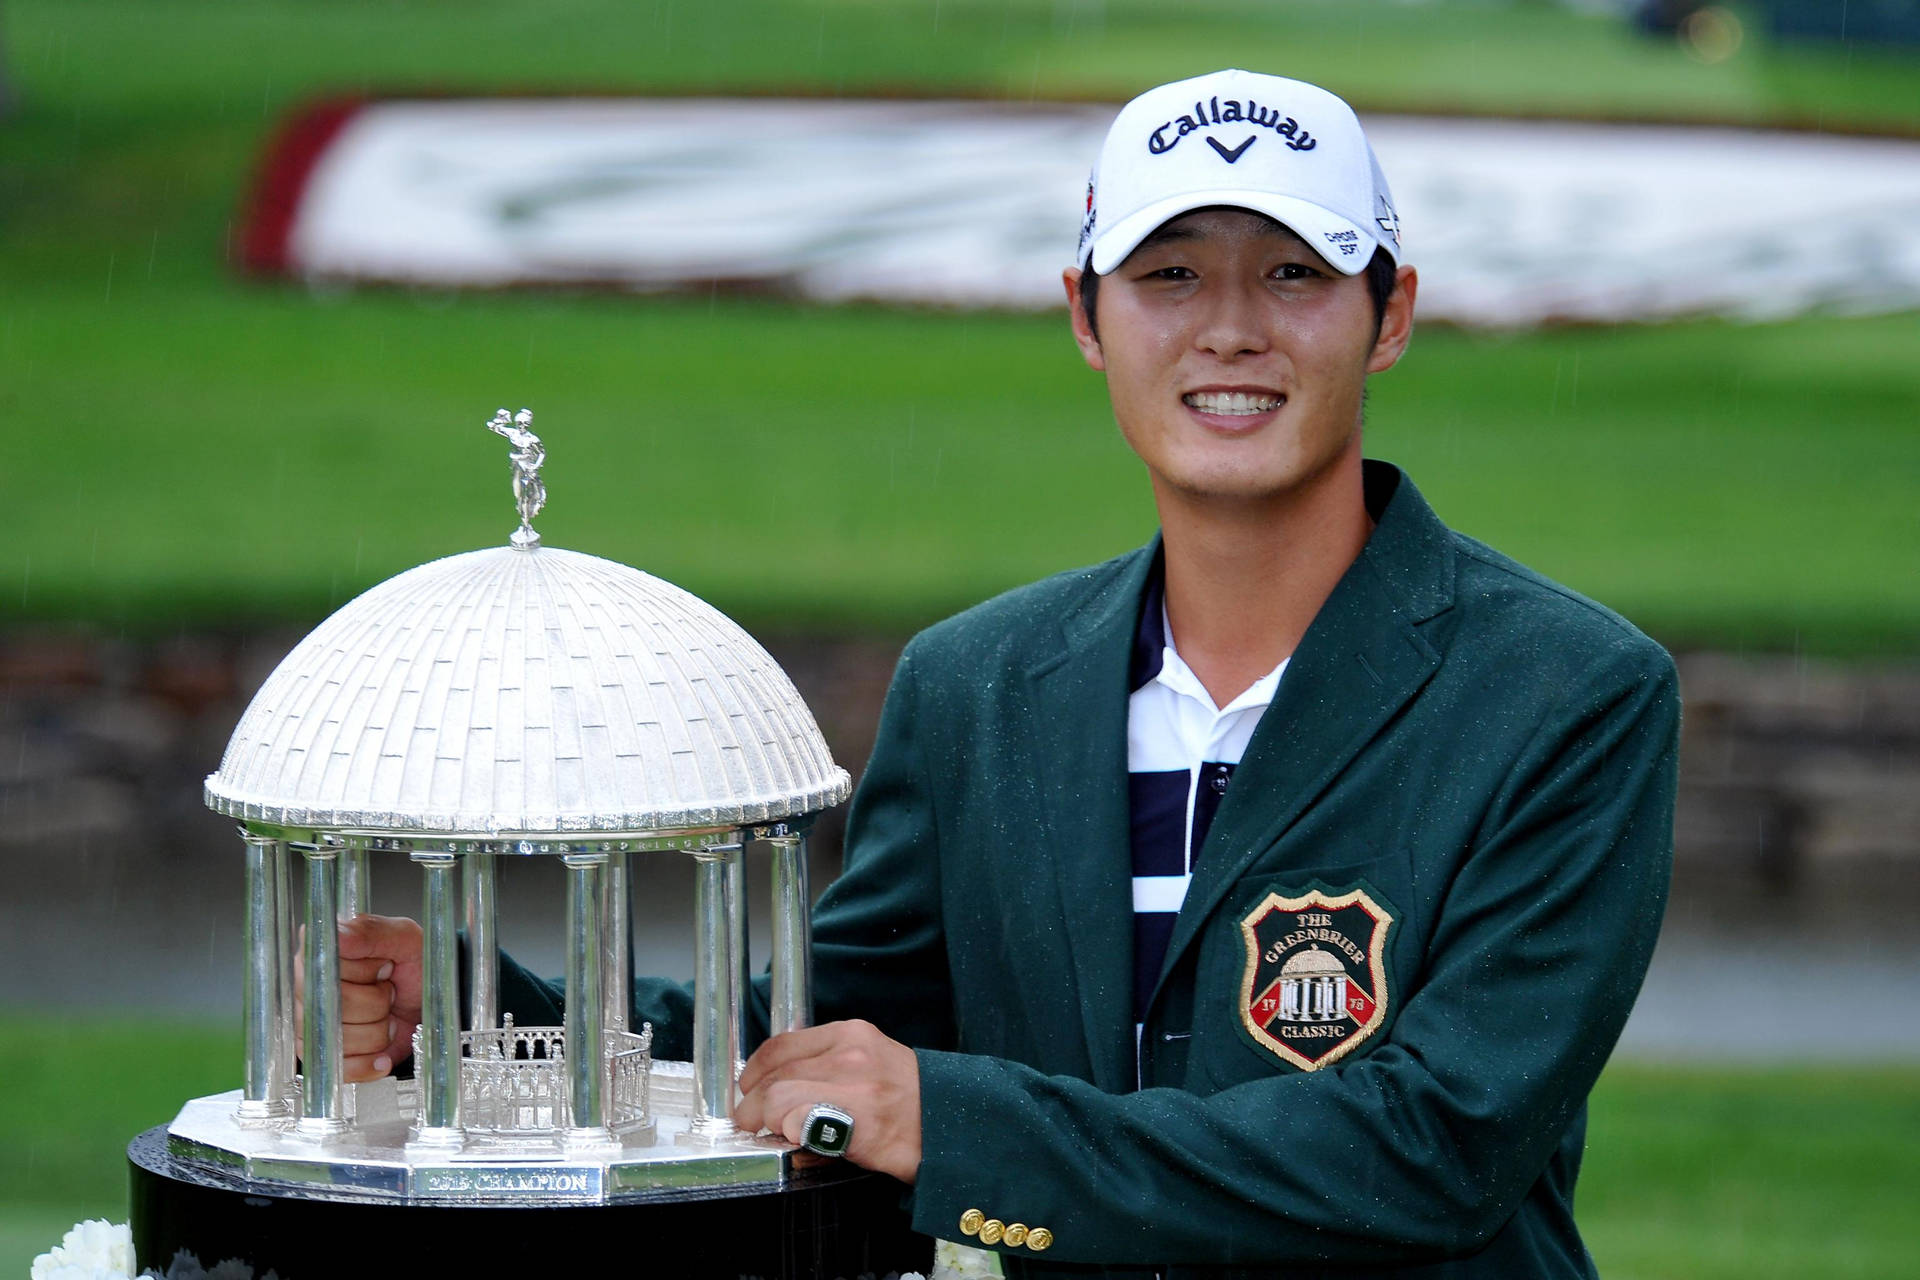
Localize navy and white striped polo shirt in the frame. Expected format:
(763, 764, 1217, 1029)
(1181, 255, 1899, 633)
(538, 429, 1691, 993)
(1127, 561, 1288, 1040)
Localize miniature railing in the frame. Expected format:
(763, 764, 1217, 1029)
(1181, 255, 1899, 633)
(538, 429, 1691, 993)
(608, 1024, 653, 1135)
(467, 1016, 564, 1064)
(455, 1014, 653, 1135)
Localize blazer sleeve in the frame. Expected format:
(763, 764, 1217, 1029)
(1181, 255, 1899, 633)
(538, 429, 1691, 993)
(801, 640, 959, 1051)
(908, 639, 1679, 1268)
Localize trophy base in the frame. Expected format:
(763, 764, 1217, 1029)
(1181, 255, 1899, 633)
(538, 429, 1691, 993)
(164, 1073, 776, 1201)
(130, 1127, 930, 1279)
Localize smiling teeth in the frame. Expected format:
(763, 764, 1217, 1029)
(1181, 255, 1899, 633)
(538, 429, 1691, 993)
(1185, 391, 1281, 415)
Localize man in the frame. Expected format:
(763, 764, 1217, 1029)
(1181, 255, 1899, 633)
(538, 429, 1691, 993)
(338, 69, 1678, 1277)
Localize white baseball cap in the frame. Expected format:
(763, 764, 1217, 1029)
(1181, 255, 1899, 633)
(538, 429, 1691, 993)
(1077, 69, 1403, 277)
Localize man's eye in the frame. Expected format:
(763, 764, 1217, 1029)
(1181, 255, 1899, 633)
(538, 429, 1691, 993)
(1145, 266, 1196, 281)
(1273, 263, 1321, 280)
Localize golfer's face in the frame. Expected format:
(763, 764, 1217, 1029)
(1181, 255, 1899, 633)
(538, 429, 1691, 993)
(1079, 209, 1387, 508)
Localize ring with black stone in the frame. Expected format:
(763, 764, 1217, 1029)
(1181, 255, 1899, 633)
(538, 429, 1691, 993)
(800, 1103, 855, 1157)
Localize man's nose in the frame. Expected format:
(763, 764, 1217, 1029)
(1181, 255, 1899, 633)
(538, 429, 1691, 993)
(1194, 281, 1271, 358)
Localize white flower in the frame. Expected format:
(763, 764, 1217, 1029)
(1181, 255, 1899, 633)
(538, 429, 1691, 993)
(931, 1238, 1005, 1280)
(30, 1220, 135, 1280)
(29, 1265, 115, 1280)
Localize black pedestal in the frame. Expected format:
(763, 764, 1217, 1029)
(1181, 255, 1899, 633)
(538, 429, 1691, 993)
(129, 1128, 931, 1279)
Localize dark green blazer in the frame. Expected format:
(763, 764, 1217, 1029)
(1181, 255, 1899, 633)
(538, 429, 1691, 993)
(512, 461, 1679, 1278)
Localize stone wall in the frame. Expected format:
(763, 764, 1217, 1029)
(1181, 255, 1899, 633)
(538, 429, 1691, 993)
(4, 629, 1917, 888)
(1674, 653, 1920, 890)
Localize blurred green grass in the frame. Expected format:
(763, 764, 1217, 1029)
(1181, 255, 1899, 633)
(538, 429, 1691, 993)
(1579, 1064, 1920, 1279)
(3, 1016, 1914, 1279)
(0, 1018, 238, 1279)
(6, 282, 1918, 649)
(2, 0, 1918, 651)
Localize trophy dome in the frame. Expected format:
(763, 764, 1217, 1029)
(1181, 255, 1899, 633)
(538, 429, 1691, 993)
(204, 543, 850, 834)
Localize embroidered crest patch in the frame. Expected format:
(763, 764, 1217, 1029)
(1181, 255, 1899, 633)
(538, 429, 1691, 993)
(1238, 886, 1395, 1071)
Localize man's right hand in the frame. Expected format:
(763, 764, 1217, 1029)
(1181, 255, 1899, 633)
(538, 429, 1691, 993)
(292, 913, 425, 1083)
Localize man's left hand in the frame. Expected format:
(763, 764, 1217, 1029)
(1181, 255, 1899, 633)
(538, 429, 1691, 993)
(734, 1020, 922, 1184)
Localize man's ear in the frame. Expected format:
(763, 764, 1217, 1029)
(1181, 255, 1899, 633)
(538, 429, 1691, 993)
(1063, 267, 1106, 372)
(1365, 265, 1417, 375)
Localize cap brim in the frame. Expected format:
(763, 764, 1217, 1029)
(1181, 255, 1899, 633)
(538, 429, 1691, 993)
(1087, 189, 1383, 277)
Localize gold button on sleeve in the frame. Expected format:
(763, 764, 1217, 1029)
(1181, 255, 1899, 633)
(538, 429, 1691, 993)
(979, 1219, 1006, 1246)
(959, 1208, 985, 1236)
(1026, 1227, 1054, 1252)
(1003, 1223, 1029, 1246)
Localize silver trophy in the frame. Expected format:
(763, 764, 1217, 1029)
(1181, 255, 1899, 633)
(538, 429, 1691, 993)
(171, 409, 852, 1202)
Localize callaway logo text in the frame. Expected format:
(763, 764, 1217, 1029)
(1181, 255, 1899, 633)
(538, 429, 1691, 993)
(1147, 97, 1318, 156)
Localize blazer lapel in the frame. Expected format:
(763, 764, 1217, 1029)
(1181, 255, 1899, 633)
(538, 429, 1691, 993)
(1153, 466, 1456, 999)
(1025, 544, 1157, 1094)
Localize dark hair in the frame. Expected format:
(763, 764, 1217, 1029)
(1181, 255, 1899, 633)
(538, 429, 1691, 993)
(1079, 244, 1398, 344)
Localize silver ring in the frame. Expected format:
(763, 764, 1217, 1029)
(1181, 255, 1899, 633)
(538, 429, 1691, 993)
(800, 1102, 854, 1157)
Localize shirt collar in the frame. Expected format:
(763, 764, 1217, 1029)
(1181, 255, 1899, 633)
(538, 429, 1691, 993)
(1129, 550, 1287, 715)
(1124, 460, 1446, 699)
(1129, 547, 1169, 693)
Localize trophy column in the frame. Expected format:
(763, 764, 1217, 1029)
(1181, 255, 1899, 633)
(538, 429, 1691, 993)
(295, 846, 347, 1137)
(563, 852, 612, 1145)
(728, 841, 748, 1074)
(685, 841, 743, 1142)
(238, 833, 292, 1121)
(465, 852, 500, 1033)
(412, 851, 464, 1147)
(604, 850, 631, 1035)
(340, 848, 370, 920)
(768, 833, 812, 1036)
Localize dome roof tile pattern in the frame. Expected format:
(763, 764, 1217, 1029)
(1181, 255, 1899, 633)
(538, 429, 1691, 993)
(206, 546, 850, 834)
